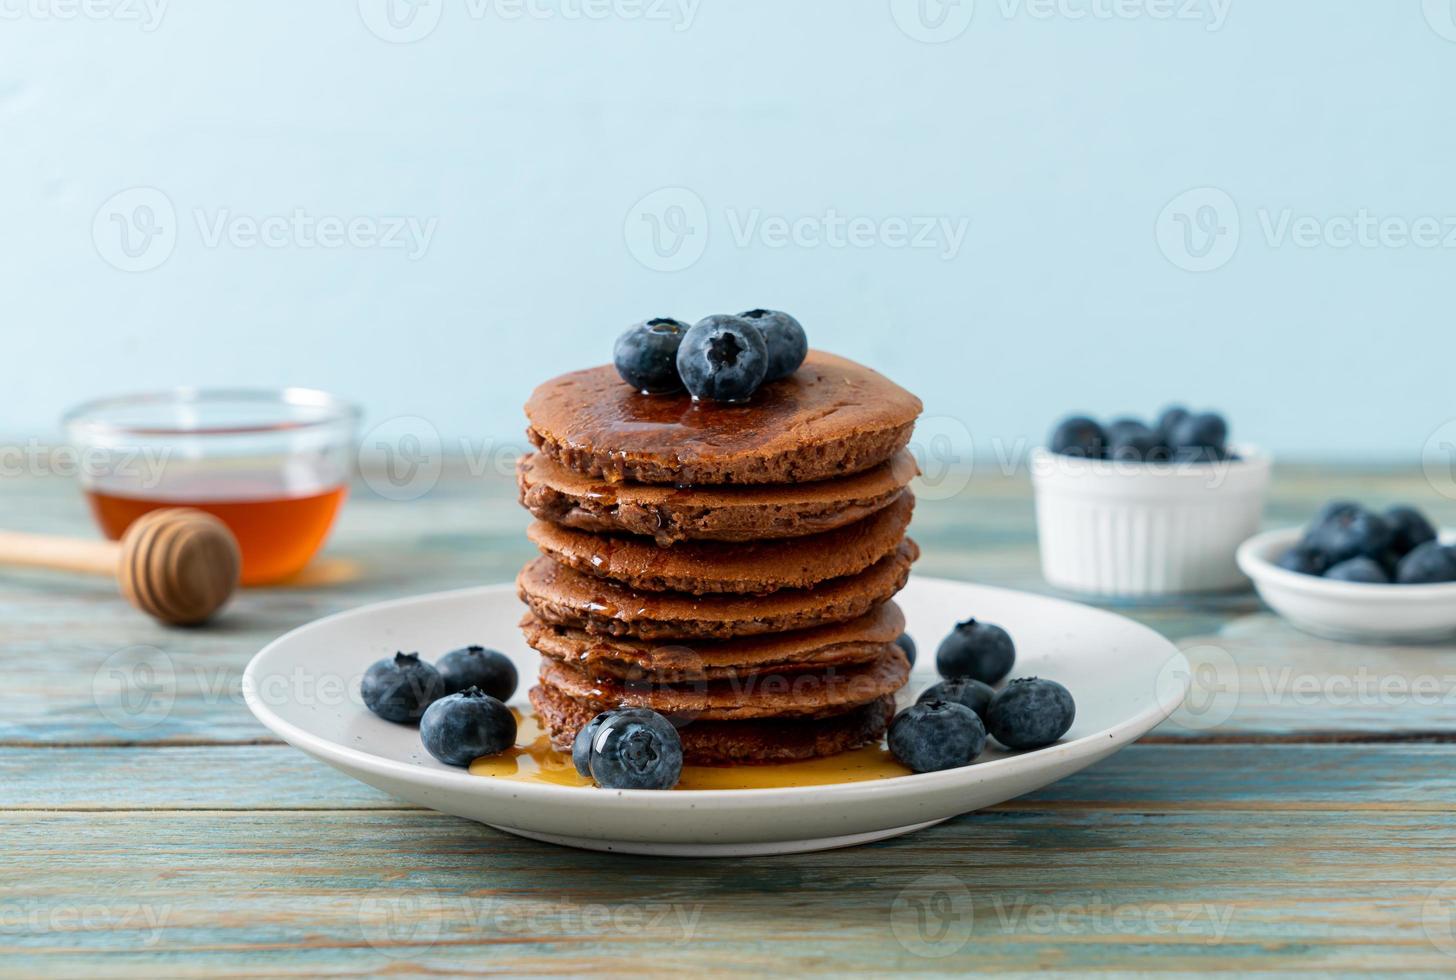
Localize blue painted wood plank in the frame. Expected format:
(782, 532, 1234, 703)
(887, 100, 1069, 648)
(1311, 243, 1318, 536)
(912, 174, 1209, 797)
(5, 743, 1456, 810)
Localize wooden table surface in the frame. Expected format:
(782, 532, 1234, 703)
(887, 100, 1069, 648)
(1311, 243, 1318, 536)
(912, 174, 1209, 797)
(4, 463, 1456, 976)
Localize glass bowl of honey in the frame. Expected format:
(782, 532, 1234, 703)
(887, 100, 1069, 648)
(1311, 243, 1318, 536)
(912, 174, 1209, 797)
(64, 388, 360, 586)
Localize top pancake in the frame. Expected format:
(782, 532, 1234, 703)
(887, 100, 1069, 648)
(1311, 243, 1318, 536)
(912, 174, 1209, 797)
(524, 350, 922, 485)
(518, 449, 918, 545)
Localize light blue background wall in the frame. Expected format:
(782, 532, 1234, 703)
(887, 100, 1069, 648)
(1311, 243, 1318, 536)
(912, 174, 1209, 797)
(3, 0, 1454, 460)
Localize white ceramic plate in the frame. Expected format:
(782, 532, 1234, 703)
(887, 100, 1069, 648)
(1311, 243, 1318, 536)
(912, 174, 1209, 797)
(1238, 527, 1456, 643)
(244, 576, 1190, 856)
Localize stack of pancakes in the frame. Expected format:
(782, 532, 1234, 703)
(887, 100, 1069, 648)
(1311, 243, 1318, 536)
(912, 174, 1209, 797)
(516, 351, 923, 765)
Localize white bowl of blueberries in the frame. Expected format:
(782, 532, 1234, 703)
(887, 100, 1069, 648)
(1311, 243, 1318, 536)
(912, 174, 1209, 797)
(1032, 407, 1271, 597)
(1238, 502, 1456, 643)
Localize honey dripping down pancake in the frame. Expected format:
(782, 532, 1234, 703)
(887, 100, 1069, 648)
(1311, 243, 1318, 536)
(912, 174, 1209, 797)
(528, 685, 899, 766)
(536, 645, 910, 722)
(524, 351, 922, 485)
(517, 448, 917, 545)
(527, 492, 914, 595)
(516, 538, 918, 640)
(519, 601, 904, 682)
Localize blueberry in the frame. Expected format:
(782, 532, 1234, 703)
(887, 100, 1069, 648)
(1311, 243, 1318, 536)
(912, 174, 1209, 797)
(675, 315, 769, 403)
(1395, 541, 1456, 584)
(738, 309, 807, 382)
(437, 645, 517, 700)
(587, 709, 683, 790)
(1385, 505, 1437, 556)
(917, 678, 995, 720)
(613, 317, 689, 394)
(1311, 500, 1360, 529)
(1276, 544, 1329, 577)
(1324, 557, 1390, 584)
(1107, 420, 1161, 462)
(419, 687, 517, 767)
(888, 701, 986, 773)
(936, 619, 1015, 684)
(571, 707, 658, 778)
(1374, 548, 1405, 580)
(894, 632, 916, 667)
(1169, 411, 1228, 453)
(1156, 405, 1191, 444)
(1304, 506, 1393, 565)
(986, 678, 1076, 750)
(1049, 416, 1106, 458)
(361, 652, 445, 724)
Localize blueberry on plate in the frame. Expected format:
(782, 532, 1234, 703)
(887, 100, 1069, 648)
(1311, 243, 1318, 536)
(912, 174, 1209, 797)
(587, 709, 684, 790)
(1155, 405, 1190, 444)
(894, 632, 916, 667)
(436, 645, 517, 700)
(986, 677, 1075, 750)
(361, 652, 445, 724)
(1385, 505, 1437, 556)
(571, 707, 659, 778)
(888, 701, 986, 773)
(1395, 541, 1456, 584)
(1276, 544, 1329, 577)
(613, 317, 690, 394)
(1324, 557, 1390, 584)
(676, 315, 769, 403)
(1304, 506, 1393, 566)
(936, 619, 1015, 684)
(1168, 411, 1228, 454)
(1049, 416, 1106, 458)
(739, 309, 807, 382)
(419, 687, 517, 767)
(917, 678, 995, 720)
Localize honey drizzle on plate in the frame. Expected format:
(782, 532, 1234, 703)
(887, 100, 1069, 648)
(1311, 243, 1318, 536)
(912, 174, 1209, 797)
(468, 710, 913, 790)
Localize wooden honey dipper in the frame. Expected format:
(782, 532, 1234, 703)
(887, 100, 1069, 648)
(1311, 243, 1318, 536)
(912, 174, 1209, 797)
(0, 508, 241, 625)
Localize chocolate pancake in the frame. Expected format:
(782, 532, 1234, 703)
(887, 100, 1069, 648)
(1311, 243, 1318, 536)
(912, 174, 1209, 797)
(525, 351, 922, 485)
(538, 646, 908, 721)
(527, 493, 913, 595)
(518, 449, 917, 546)
(516, 538, 918, 639)
(530, 684, 896, 765)
(520, 602, 905, 681)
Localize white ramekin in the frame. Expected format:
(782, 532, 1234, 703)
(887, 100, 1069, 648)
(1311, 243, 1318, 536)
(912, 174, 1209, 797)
(1030, 446, 1272, 597)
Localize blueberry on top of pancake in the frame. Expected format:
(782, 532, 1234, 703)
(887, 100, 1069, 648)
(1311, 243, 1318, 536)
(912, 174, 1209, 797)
(525, 351, 922, 485)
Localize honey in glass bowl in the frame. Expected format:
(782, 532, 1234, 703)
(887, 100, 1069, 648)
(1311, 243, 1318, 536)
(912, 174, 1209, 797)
(64, 388, 360, 586)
